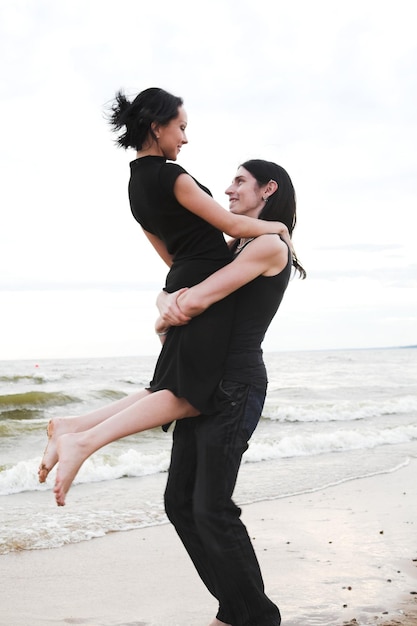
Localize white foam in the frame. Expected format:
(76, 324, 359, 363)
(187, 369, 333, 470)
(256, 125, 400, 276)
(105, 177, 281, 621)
(262, 394, 417, 422)
(244, 423, 417, 463)
(0, 447, 171, 496)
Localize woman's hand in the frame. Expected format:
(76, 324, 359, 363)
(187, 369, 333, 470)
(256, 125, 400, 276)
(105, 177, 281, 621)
(155, 316, 170, 344)
(277, 225, 295, 256)
(156, 288, 192, 326)
(272, 223, 296, 257)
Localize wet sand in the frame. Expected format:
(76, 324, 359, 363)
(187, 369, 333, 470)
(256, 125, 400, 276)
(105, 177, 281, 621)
(1, 460, 416, 626)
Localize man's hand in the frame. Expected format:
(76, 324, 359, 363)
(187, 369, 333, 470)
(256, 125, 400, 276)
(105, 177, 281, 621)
(156, 288, 192, 326)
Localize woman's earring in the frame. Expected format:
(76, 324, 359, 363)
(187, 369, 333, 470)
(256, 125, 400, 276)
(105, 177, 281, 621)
(262, 195, 268, 202)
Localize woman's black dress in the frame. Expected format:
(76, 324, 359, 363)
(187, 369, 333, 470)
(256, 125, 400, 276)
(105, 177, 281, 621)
(129, 156, 235, 414)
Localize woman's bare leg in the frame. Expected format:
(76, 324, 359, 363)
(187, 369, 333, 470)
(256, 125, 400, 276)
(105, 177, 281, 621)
(209, 620, 231, 626)
(54, 389, 199, 506)
(38, 389, 151, 483)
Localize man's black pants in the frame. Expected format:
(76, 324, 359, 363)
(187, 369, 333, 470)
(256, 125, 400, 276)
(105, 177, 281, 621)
(164, 380, 281, 626)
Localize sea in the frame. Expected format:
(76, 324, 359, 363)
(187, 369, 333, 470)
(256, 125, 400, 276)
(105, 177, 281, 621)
(1, 347, 416, 556)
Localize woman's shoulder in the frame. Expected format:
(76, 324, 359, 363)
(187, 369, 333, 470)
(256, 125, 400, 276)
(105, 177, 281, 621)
(250, 233, 288, 255)
(245, 234, 290, 275)
(161, 160, 188, 175)
(158, 161, 190, 192)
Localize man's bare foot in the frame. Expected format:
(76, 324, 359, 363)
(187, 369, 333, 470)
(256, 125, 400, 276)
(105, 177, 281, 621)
(53, 433, 89, 506)
(208, 620, 232, 626)
(38, 417, 75, 483)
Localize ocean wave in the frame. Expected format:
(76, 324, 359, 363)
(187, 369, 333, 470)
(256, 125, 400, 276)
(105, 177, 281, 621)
(0, 459, 412, 555)
(0, 374, 46, 384)
(0, 408, 45, 423)
(0, 418, 45, 438)
(262, 394, 417, 422)
(89, 389, 127, 402)
(0, 447, 171, 496)
(0, 390, 81, 412)
(0, 503, 168, 554)
(0, 388, 129, 416)
(245, 423, 417, 462)
(2, 423, 417, 497)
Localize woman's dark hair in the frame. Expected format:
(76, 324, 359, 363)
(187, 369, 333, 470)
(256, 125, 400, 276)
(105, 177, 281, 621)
(241, 159, 306, 278)
(108, 87, 183, 151)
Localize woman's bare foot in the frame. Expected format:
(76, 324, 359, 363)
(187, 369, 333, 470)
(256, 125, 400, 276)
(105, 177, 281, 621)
(53, 433, 89, 506)
(38, 417, 75, 483)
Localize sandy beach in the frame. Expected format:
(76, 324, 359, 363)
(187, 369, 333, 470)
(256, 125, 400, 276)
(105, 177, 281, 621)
(1, 460, 416, 626)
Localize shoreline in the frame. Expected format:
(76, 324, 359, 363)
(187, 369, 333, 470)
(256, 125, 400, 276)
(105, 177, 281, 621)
(1, 460, 416, 626)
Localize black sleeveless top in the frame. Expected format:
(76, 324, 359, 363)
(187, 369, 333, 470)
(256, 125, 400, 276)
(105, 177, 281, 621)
(223, 237, 292, 387)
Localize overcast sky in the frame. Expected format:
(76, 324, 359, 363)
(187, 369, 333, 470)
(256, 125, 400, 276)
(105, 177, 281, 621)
(1, 0, 416, 360)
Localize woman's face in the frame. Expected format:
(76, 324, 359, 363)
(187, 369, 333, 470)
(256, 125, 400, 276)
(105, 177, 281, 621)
(154, 106, 188, 160)
(225, 167, 266, 219)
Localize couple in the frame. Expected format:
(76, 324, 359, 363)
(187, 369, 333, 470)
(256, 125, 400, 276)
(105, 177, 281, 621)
(39, 87, 305, 626)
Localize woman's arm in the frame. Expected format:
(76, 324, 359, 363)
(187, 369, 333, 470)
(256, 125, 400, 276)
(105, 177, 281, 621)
(158, 235, 288, 324)
(142, 228, 173, 267)
(174, 174, 291, 242)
